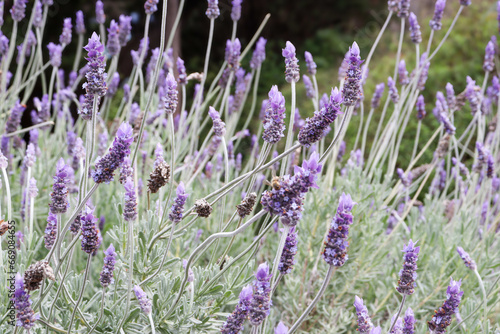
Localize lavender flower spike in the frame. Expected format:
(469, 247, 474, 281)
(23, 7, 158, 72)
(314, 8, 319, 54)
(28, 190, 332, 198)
(118, 15, 132, 46)
(12, 273, 39, 330)
(208, 107, 226, 137)
(456, 246, 477, 270)
(248, 263, 272, 326)
(460, 0, 471, 6)
(322, 193, 356, 266)
(92, 122, 133, 184)
(47, 43, 62, 68)
(354, 296, 374, 333)
(10, 0, 27, 22)
(134, 285, 152, 315)
(250, 37, 267, 69)
(144, 0, 159, 14)
(398, 0, 410, 18)
(96, 0, 105, 24)
(342, 42, 363, 106)
(49, 158, 70, 214)
(169, 182, 189, 224)
(408, 12, 422, 44)
(483, 40, 495, 72)
(107, 20, 120, 56)
(303, 74, 315, 99)
(282, 41, 300, 83)
(262, 85, 286, 144)
(390, 316, 403, 334)
(304, 51, 317, 76)
(275, 322, 289, 334)
(416, 95, 426, 120)
(403, 307, 416, 334)
(399, 60, 409, 85)
(44, 212, 57, 250)
(428, 278, 464, 333)
(225, 38, 241, 69)
(206, 0, 220, 20)
(100, 244, 117, 287)
(231, 0, 242, 21)
(80, 205, 102, 255)
(123, 177, 138, 222)
(429, 0, 446, 31)
(396, 239, 420, 295)
(278, 227, 298, 275)
(83, 32, 107, 97)
(76, 11, 86, 35)
(388, 76, 399, 103)
(164, 72, 178, 114)
(220, 285, 252, 334)
(371, 83, 385, 109)
(59, 18, 72, 45)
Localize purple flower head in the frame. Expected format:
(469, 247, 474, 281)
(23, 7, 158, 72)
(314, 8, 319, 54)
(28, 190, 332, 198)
(221, 284, 253, 333)
(398, 0, 410, 17)
(96, 0, 105, 24)
(262, 85, 286, 144)
(322, 193, 356, 266)
(164, 72, 178, 114)
(6, 101, 25, 135)
(275, 322, 289, 334)
(12, 273, 39, 329)
(24, 143, 36, 168)
(47, 43, 62, 68)
(440, 112, 456, 135)
(303, 74, 315, 99)
(304, 51, 317, 76)
(80, 205, 101, 255)
(428, 278, 464, 333)
(282, 41, 300, 83)
(50, 158, 71, 214)
(390, 316, 403, 334)
(118, 15, 132, 46)
(371, 83, 385, 109)
(250, 37, 267, 69)
(278, 227, 298, 275)
(100, 244, 116, 287)
(134, 285, 152, 315)
(484, 40, 495, 72)
(123, 178, 137, 222)
(430, 0, 446, 30)
(33, 2, 43, 28)
(144, 0, 159, 14)
(409, 12, 422, 44)
(28, 177, 38, 198)
(15, 231, 24, 249)
(397, 239, 420, 295)
(456, 246, 476, 270)
(44, 212, 57, 250)
(206, 0, 220, 19)
(388, 0, 400, 11)
(176, 57, 187, 85)
(76, 11, 85, 34)
(83, 32, 107, 97)
(59, 18, 72, 45)
(487, 154, 494, 178)
(248, 263, 272, 326)
(388, 76, 399, 104)
(414, 95, 425, 120)
(299, 87, 342, 146)
(92, 122, 133, 183)
(354, 296, 374, 333)
(418, 53, 430, 91)
(403, 307, 415, 334)
(107, 20, 120, 56)
(460, 0, 471, 6)
(231, 0, 242, 21)
(225, 38, 241, 69)
(399, 60, 409, 85)
(169, 182, 189, 224)
(446, 83, 456, 110)
(397, 168, 413, 188)
(208, 107, 226, 137)
(342, 42, 363, 106)
(10, 0, 27, 22)
(108, 72, 120, 96)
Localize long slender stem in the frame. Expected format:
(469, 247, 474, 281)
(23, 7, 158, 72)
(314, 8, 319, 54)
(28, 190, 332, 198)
(67, 255, 92, 334)
(388, 294, 407, 332)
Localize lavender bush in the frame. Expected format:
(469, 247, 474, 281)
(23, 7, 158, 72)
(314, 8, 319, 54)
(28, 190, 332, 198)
(0, 0, 499, 333)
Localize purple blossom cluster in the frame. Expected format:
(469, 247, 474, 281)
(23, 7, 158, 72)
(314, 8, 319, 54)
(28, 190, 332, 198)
(396, 240, 420, 295)
(248, 263, 272, 326)
(221, 285, 253, 333)
(341, 42, 363, 106)
(428, 279, 464, 333)
(262, 86, 286, 144)
(169, 182, 189, 223)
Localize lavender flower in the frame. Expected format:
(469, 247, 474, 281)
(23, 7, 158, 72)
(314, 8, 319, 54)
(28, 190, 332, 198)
(483, 40, 495, 72)
(428, 279, 464, 333)
(33, 2, 43, 28)
(44, 212, 57, 250)
(398, 0, 409, 18)
(5, 101, 24, 135)
(92, 122, 133, 183)
(390, 317, 403, 334)
(208, 107, 226, 137)
(169, 182, 189, 223)
(440, 112, 456, 135)
(134, 285, 152, 315)
(354, 296, 374, 333)
(416, 95, 426, 120)
(15, 231, 24, 249)
(10, 0, 27, 22)
(342, 42, 363, 106)
(206, 0, 220, 19)
(304, 51, 317, 76)
(397, 168, 413, 188)
(83, 32, 107, 97)
(221, 285, 252, 334)
(107, 20, 120, 56)
(466, 78, 481, 114)
(429, 0, 446, 30)
(225, 38, 241, 69)
(322, 193, 356, 266)
(262, 85, 286, 144)
(49, 158, 70, 214)
(371, 83, 385, 109)
(100, 244, 117, 287)
(487, 154, 494, 178)
(278, 227, 298, 275)
(303, 74, 315, 99)
(282, 41, 300, 83)
(59, 18, 72, 45)
(76, 10, 85, 34)
(118, 15, 132, 46)
(408, 12, 422, 44)
(460, 0, 471, 6)
(388, 0, 400, 12)
(403, 307, 415, 334)
(298, 87, 342, 146)
(231, 0, 242, 21)
(81, 205, 102, 256)
(456, 246, 476, 270)
(417, 54, 430, 91)
(96, 0, 105, 24)
(250, 37, 267, 69)
(275, 322, 289, 334)
(108, 72, 120, 96)
(144, 0, 159, 14)
(388, 76, 399, 103)
(397, 239, 420, 295)
(123, 178, 138, 221)
(399, 60, 409, 85)
(164, 72, 178, 114)
(12, 273, 38, 330)
(28, 177, 38, 199)
(177, 57, 187, 85)
(248, 263, 272, 326)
